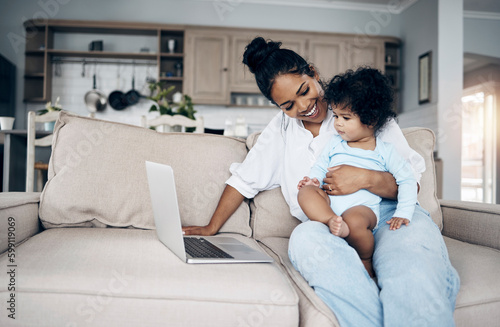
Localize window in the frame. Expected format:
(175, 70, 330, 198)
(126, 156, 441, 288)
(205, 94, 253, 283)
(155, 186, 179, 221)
(461, 91, 496, 203)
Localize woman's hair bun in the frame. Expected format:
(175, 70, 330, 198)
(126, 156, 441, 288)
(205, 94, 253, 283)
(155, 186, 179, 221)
(243, 37, 282, 74)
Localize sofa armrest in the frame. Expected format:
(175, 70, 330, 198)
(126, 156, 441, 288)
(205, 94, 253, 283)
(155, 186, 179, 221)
(0, 192, 42, 254)
(440, 199, 500, 250)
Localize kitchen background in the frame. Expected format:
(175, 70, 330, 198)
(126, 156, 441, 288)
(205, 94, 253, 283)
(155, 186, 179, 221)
(26, 32, 280, 134)
(2, 0, 403, 132)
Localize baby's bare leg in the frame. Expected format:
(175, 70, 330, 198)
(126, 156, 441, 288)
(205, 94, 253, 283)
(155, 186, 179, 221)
(342, 206, 377, 277)
(298, 185, 338, 224)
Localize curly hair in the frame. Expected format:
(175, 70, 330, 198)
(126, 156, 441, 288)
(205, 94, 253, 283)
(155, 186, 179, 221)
(324, 67, 396, 133)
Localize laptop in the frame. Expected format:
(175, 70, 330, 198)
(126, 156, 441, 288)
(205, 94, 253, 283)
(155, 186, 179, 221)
(145, 161, 274, 264)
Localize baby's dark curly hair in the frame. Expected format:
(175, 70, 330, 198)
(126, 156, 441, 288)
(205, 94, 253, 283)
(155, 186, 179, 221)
(324, 67, 396, 133)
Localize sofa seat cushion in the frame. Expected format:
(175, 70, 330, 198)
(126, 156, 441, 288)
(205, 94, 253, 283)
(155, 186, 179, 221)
(258, 237, 339, 327)
(39, 111, 251, 236)
(0, 228, 298, 327)
(444, 236, 500, 327)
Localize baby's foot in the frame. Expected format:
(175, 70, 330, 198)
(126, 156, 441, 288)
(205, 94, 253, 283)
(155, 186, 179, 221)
(328, 215, 350, 238)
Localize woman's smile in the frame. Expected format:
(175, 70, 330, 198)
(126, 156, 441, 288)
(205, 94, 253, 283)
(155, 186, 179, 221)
(301, 101, 318, 118)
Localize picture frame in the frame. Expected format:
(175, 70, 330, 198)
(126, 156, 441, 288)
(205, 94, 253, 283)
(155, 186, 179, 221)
(418, 51, 432, 104)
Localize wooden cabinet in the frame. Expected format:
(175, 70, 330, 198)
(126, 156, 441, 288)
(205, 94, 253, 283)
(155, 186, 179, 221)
(308, 36, 349, 81)
(184, 29, 230, 104)
(23, 20, 185, 103)
(348, 40, 385, 71)
(185, 29, 394, 105)
(230, 33, 259, 93)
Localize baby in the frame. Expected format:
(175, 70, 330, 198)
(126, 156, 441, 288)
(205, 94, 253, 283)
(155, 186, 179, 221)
(297, 67, 418, 277)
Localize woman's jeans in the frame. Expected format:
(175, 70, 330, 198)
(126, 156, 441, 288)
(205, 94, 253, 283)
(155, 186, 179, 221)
(288, 200, 460, 327)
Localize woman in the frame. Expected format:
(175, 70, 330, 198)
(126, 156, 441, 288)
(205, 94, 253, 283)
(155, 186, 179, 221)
(183, 37, 459, 326)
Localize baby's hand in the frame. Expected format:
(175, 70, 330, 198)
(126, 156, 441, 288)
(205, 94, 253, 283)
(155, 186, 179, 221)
(386, 217, 410, 230)
(297, 176, 320, 189)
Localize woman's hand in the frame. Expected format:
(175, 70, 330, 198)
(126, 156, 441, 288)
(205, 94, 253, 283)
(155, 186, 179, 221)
(322, 165, 398, 199)
(181, 185, 245, 236)
(182, 225, 217, 236)
(322, 165, 368, 195)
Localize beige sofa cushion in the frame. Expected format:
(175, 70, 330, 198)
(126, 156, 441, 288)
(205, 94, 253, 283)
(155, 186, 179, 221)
(39, 111, 251, 236)
(444, 236, 500, 326)
(0, 228, 298, 327)
(248, 127, 443, 240)
(250, 188, 300, 239)
(403, 127, 442, 229)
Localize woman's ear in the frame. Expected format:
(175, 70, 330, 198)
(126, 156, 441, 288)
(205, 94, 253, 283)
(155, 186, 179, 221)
(310, 65, 320, 81)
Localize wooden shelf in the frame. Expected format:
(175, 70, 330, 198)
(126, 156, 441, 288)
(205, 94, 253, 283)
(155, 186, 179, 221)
(25, 50, 45, 55)
(385, 63, 400, 69)
(47, 49, 158, 60)
(160, 53, 184, 58)
(23, 97, 46, 103)
(159, 77, 183, 81)
(23, 20, 186, 102)
(24, 73, 45, 78)
(44, 20, 182, 35)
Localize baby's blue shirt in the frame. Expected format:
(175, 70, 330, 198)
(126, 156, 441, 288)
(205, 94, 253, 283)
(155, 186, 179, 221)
(309, 135, 417, 220)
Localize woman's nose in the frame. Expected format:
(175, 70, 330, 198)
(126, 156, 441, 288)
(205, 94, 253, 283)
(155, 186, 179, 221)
(296, 99, 309, 113)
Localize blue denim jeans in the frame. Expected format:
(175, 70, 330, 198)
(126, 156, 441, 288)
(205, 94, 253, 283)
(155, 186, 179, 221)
(288, 200, 460, 327)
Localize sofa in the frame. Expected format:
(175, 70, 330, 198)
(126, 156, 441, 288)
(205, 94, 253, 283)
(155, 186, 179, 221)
(1, 111, 499, 327)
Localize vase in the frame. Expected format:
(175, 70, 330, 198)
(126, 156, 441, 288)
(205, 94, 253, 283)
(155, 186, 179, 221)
(0, 117, 15, 130)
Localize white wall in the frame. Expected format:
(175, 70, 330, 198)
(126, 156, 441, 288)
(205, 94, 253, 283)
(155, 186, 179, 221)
(398, 0, 438, 122)
(464, 17, 500, 58)
(436, 0, 463, 200)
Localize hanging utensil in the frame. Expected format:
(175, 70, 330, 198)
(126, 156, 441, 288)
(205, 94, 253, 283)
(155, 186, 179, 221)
(84, 63, 107, 113)
(81, 59, 86, 78)
(54, 61, 62, 77)
(124, 62, 141, 106)
(143, 62, 156, 94)
(108, 64, 127, 110)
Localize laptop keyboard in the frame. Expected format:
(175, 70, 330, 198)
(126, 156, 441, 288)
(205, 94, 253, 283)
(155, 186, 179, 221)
(184, 237, 234, 259)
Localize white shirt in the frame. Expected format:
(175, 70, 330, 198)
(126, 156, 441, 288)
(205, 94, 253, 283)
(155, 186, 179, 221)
(226, 110, 425, 222)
